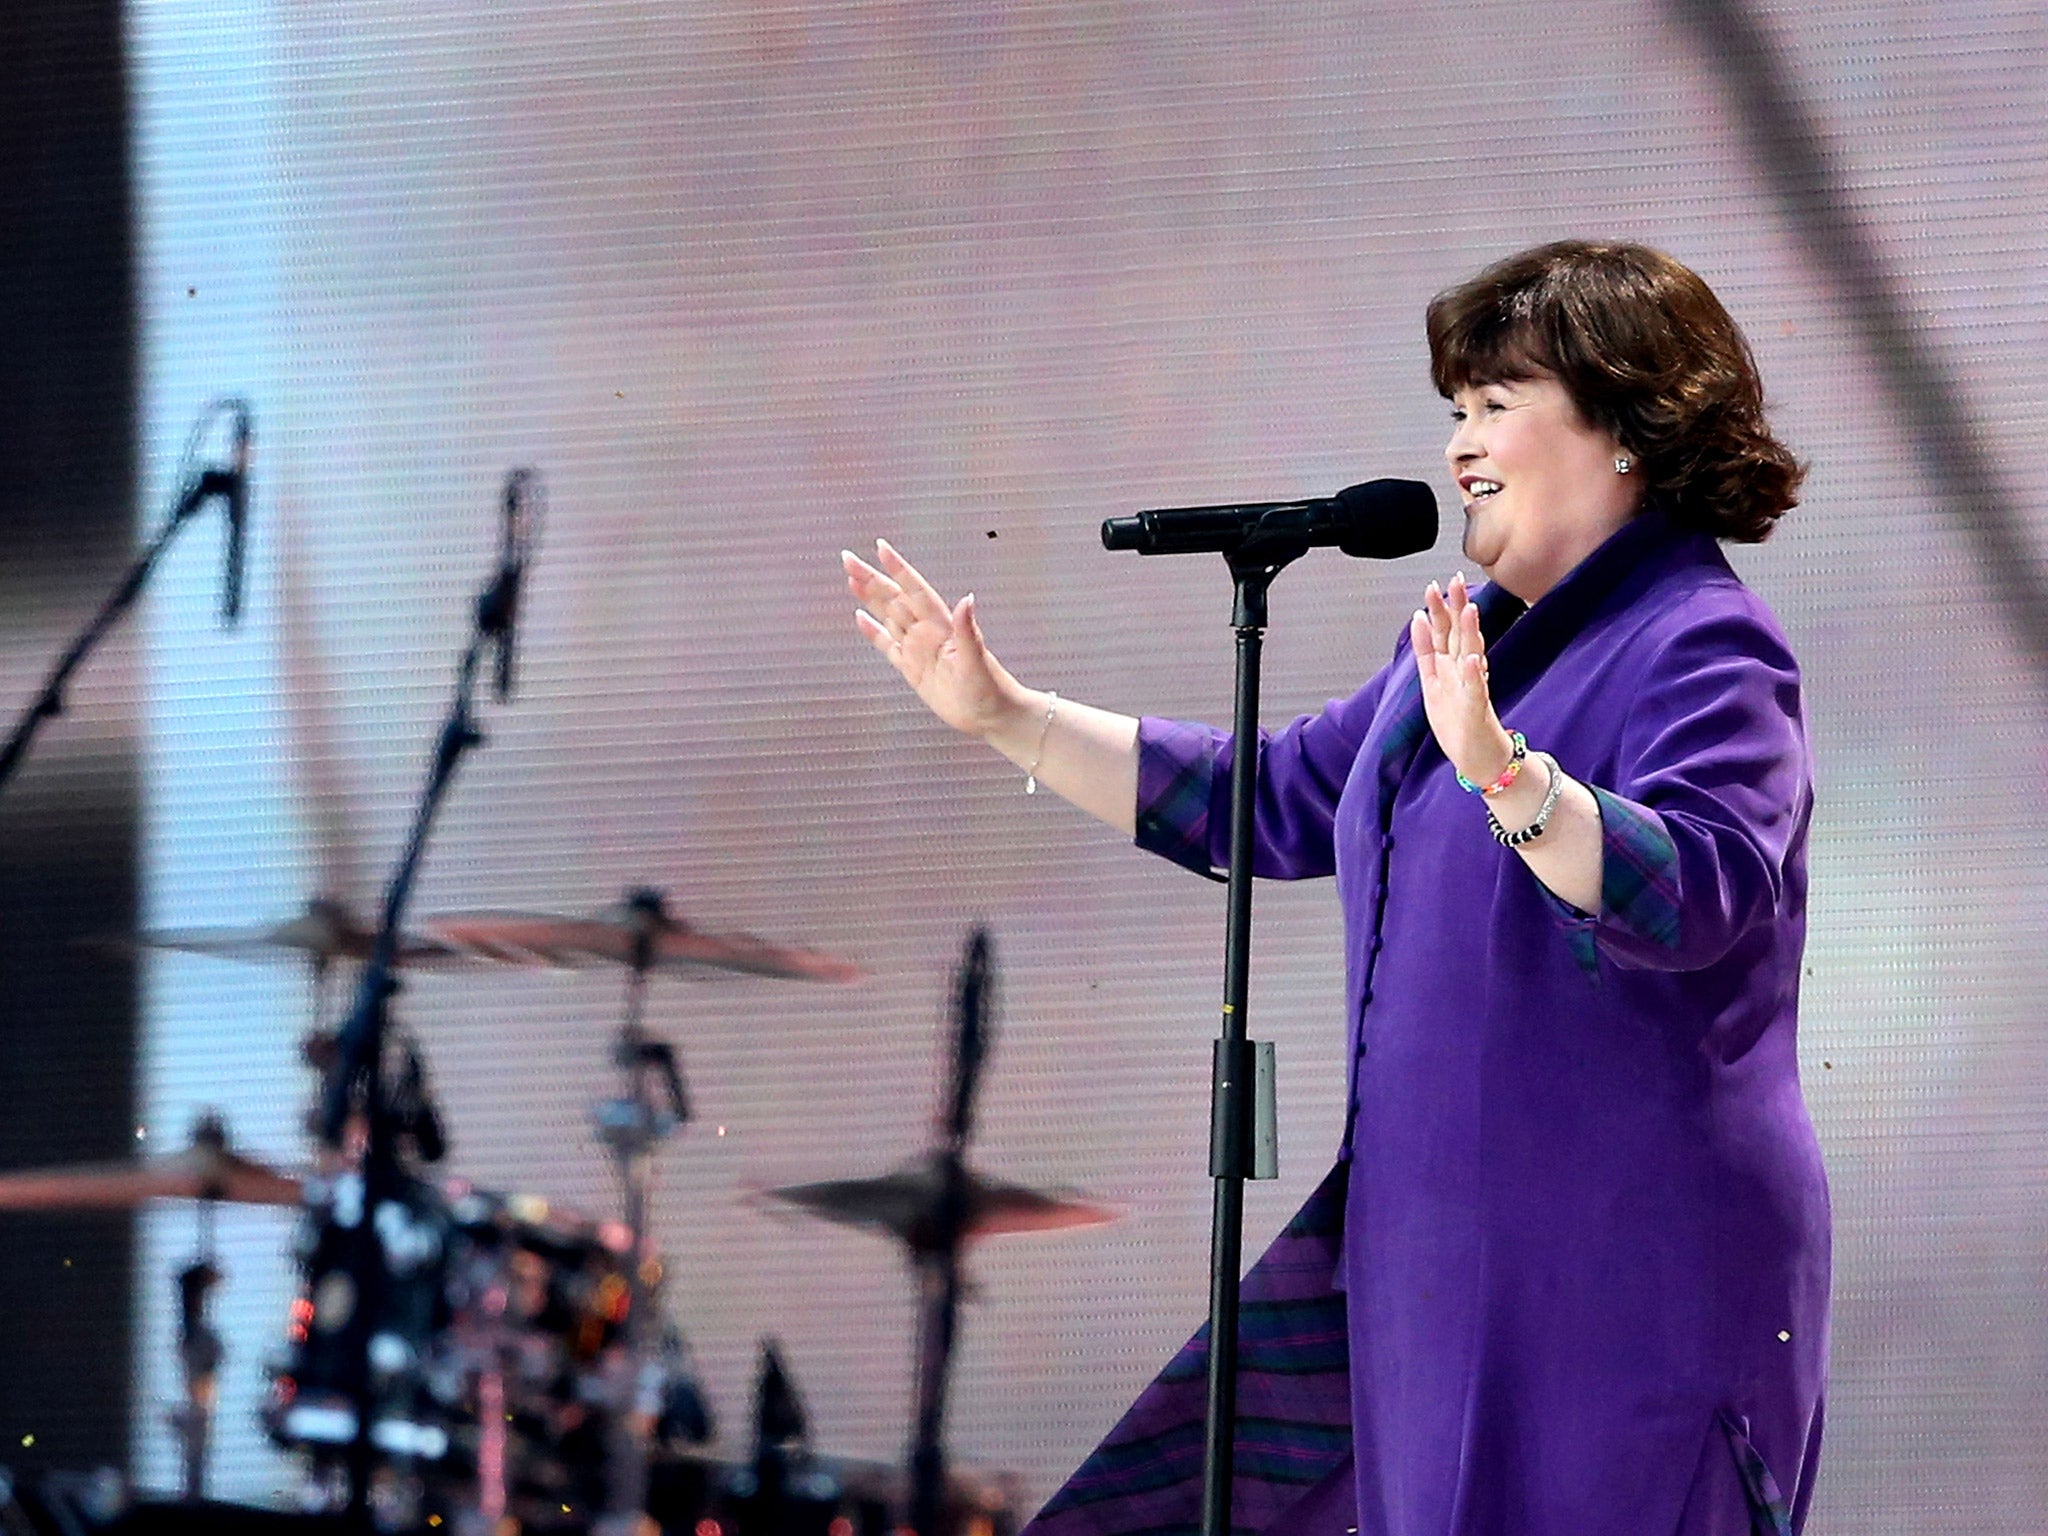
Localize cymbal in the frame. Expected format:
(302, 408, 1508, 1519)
(761, 1161, 1120, 1248)
(0, 1140, 302, 1212)
(419, 908, 863, 983)
(109, 899, 463, 970)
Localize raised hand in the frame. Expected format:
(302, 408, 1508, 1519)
(1409, 571, 1516, 789)
(844, 540, 1021, 740)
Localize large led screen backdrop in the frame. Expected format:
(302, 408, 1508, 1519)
(122, 1, 2047, 1530)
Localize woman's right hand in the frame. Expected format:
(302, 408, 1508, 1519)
(845, 539, 1141, 833)
(844, 540, 1023, 741)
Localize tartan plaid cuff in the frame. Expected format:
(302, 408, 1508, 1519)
(1134, 716, 1227, 881)
(1590, 784, 1682, 951)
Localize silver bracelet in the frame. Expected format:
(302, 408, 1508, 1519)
(1024, 690, 1058, 795)
(1487, 751, 1565, 848)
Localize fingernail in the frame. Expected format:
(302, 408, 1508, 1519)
(1454, 569, 1466, 585)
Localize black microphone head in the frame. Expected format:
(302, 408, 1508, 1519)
(223, 400, 253, 625)
(493, 467, 539, 701)
(1332, 478, 1437, 559)
(1100, 514, 1143, 552)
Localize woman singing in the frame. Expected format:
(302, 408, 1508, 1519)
(844, 240, 1828, 1536)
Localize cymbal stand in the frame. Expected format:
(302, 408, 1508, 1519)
(593, 890, 688, 1536)
(908, 929, 992, 1536)
(168, 1201, 223, 1503)
(906, 1198, 966, 1536)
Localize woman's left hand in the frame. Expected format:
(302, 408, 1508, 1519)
(1411, 571, 1517, 788)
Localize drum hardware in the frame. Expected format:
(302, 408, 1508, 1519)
(171, 1252, 224, 1504)
(763, 929, 1108, 1536)
(759, 1164, 1119, 1248)
(0, 1467, 128, 1536)
(164, 1118, 235, 1507)
(312, 469, 541, 1529)
(19, 447, 922, 1530)
(416, 901, 864, 984)
(589, 889, 694, 1536)
(0, 1111, 302, 1213)
(271, 1175, 713, 1533)
(671, 1340, 842, 1536)
(726, 1339, 812, 1533)
(110, 893, 865, 986)
(0, 1111, 299, 1506)
(644, 1336, 1017, 1536)
(105, 899, 465, 975)
(906, 929, 990, 1536)
(0, 419, 967, 1533)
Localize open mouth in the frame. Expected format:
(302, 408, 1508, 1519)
(1465, 478, 1503, 503)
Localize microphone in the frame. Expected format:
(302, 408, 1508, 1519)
(490, 468, 538, 702)
(218, 400, 251, 624)
(1101, 478, 1437, 560)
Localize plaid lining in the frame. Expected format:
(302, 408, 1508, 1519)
(1024, 1166, 1351, 1536)
(1718, 1411, 1796, 1536)
(1371, 668, 1428, 800)
(1591, 784, 1681, 951)
(1134, 718, 1226, 881)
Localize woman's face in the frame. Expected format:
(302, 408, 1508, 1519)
(1443, 373, 1641, 603)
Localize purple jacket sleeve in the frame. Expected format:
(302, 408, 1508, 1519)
(1134, 652, 1401, 882)
(1545, 594, 1811, 971)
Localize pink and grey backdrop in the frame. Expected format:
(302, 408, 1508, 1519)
(114, 0, 2048, 1529)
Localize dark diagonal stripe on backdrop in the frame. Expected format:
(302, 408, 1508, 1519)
(1665, 0, 2048, 684)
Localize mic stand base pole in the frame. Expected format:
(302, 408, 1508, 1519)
(1199, 545, 1300, 1536)
(325, 621, 496, 1532)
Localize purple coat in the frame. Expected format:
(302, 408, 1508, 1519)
(1027, 511, 1829, 1536)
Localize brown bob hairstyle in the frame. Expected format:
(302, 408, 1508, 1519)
(1426, 240, 1803, 543)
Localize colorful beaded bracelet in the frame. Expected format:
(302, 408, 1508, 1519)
(1456, 730, 1527, 796)
(1488, 751, 1565, 848)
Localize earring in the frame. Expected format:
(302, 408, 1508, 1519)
(1614, 455, 1633, 475)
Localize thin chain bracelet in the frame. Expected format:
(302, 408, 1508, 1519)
(1024, 689, 1058, 795)
(1488, 751, 1565, 848)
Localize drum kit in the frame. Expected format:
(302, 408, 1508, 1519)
(0, 902, 1118, 1536)
(0, 432, 1121, 1535)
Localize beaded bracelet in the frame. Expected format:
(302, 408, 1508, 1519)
(1487, 751, 1565, 848)
(1457, 730, 1527, 796)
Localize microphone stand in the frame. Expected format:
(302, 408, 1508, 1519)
(1198, 533, 1306, 1536)
(0, 461, 241, 799)
(321, 551, 518, 1528)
